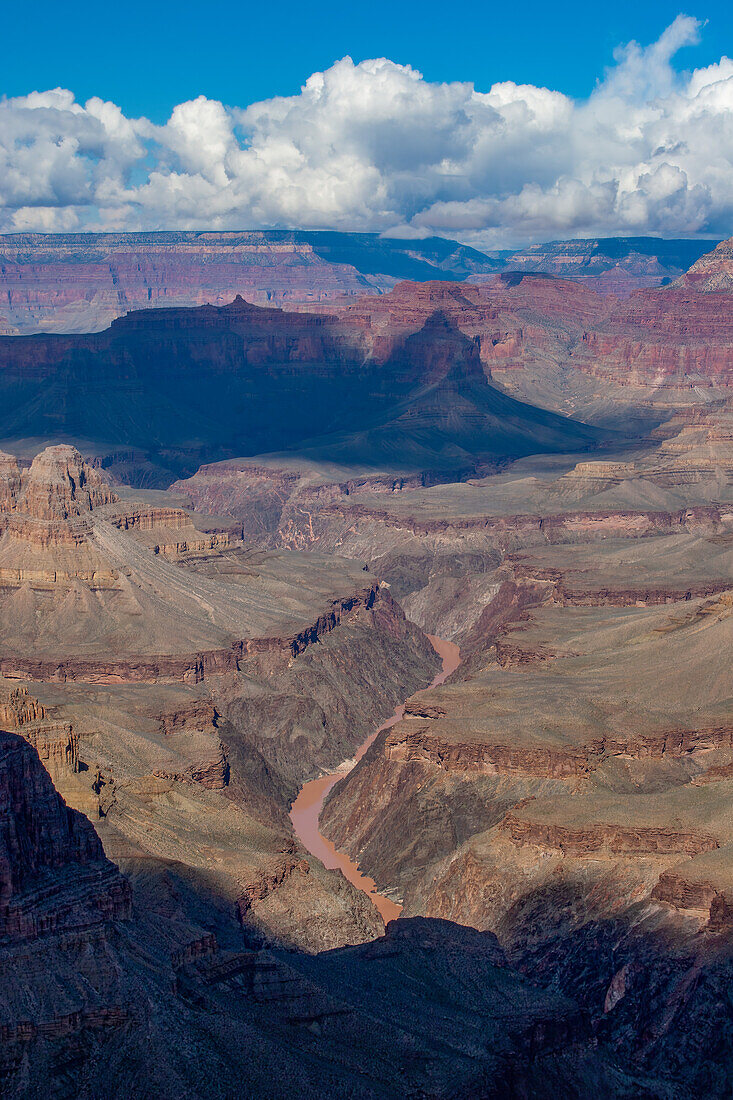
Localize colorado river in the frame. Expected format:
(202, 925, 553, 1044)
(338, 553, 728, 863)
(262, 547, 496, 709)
(289, 635, 461, 923)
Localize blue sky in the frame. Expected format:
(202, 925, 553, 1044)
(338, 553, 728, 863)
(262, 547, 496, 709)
(4, 1, 731, 121)
(1, 8, 732, 242)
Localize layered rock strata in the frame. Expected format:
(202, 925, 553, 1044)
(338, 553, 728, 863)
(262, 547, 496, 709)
(0, 442, 440, 955)
(0, 730, 130, 941)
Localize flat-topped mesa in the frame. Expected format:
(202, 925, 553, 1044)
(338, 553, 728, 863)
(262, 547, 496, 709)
(14, 445, 118, 521)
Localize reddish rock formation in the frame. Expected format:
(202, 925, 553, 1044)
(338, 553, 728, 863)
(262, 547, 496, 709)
(574, 289, 733, 388)
(0, 231, 395, 334)
(0, 646, 237, 685)
(1, 231, 714, 339)
(383, 717, 733, 781)
(0, 687, 78, 779)
(651, 870, 719, 911)
(322, 247, 733, 398)
(0, 229, 507, 335)
(0, 445, 118, 556)
(0, 686, 44, 728)
(500, 812, 720, 857)
(157, 700, 219, 738)
(323, 275, 604, 369)
(267, 499, 726, 554)
(236, 854, 311, 918)
(385, 726, 591, 778)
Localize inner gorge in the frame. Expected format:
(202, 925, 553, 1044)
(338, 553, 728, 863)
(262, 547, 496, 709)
(290, 634, 461, 922)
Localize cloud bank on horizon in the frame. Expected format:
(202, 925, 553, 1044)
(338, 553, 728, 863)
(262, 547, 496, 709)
(1, 15, 732, 247)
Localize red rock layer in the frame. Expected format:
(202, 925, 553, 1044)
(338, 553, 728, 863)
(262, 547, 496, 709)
(236, 853, 311, 919)
(572, 287, 733, 388)
(500, 813, 719, 857)
(326, 259, 733, 390)
(0, 231, 392, 333)
(651, 871, 733, 932)
(386, 723, 733, 780)
(507, 558, 732, 607)
(652, 871, 719, 911)
(274, 501, 726, 550)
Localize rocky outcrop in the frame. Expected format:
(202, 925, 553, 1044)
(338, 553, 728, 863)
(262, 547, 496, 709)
(157, 700, 219, 738)
(676, 236, 733, 292)
(325, 274, 602, 368)
(153, 740, 229, 790)
(0, 687, 78, 780)
(385, 726, 587, 777)
(0, 445, 118, 556)
(0, 730, 130, 941)
(329, 262, 733, 400)
(500, 812, 720, 857)
(651, 870, 719, 911)
(111, 506, 239, 558)
(112, 506, 202, 532)
(650, 866, 733, 933)
(13, 445, 117, 520)
(0, 646, 240, 685)
(380, 716, 733, 780)
(0, 686, 44, 728)
(0, 454, 21, 512)
(11, 722, 78, 780)
(574, 288, 733, 388)
(507, 556, 733, 607)
(267, 499, 727, 552)
(236, 853, 311, 918)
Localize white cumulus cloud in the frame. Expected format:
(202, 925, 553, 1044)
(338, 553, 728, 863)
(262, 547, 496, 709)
(0, 15, 731, 246)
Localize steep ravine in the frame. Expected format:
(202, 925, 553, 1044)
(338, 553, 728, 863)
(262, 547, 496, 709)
(290, 634, 460, 922)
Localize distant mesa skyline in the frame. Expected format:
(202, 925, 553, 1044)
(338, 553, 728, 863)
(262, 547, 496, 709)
(1, 14, 733, 247)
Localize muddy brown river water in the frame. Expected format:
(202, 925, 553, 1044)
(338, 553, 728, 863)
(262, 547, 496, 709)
(289, 635, 461, 923)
